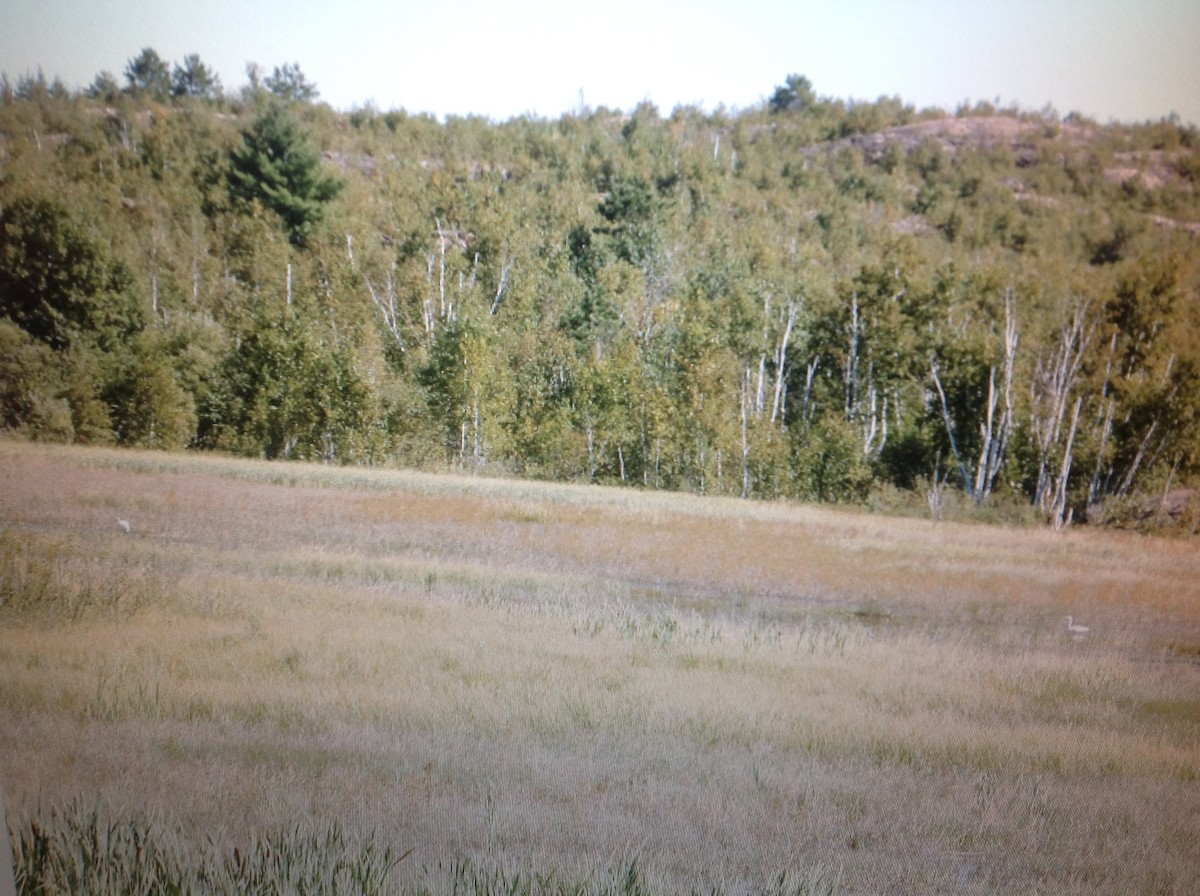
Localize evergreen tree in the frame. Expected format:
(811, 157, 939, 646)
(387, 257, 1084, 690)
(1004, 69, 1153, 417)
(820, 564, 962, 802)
(85, 71, 121, 103)
(265, 63, 319, 103)
(769, 74, 816, 114)
(172, 54, 222, 100)
(124, 48, 171, 100)
(226, 102, 342, 247)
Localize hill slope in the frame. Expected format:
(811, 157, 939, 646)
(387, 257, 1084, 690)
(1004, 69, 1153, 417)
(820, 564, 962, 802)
(2, 72, 1199, 527)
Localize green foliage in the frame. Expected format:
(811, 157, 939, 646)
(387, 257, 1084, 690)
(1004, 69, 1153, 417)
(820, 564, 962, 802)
(203, 306, 377, 462)
(563, 225, 618, 346)
(769, 74, 816, 114)
(2, 66, 1198, 524)
(85, 70, 121, 103)
(11, 800, 841, 896)
(0, 194, 141, 351)
(597, 175, 663, 266)
(791, 419, 874, 503)
(14, 801, 400, 896)
(172, 53, 222, 100)
(265, 62, 320, 103)
(227, 102, 343, 246)
(124, 47, 171, 100)
(105, 330, 199, 449)
(0, 317, 74, 440)
(0, 314, 114, 444)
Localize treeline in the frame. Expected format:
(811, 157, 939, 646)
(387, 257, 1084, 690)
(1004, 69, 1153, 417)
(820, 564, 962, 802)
(2, 54, 1199, 527)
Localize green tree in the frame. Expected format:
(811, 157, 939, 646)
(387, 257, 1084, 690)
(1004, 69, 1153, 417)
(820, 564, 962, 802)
(85, 71, 121, 103)
(562, 224, 619, 349)
(171, 54, 222, 100)
(791, 418, 874, 503)
(0, 318, 73, 440)
(106, 331, 198, 449)
(0, 195, 141, 351)
(1092, 250, 1200, 500)
(0, 320, 114, 444)
(227, 102, 342, 247)
(769, 74, 816, 114)
(597, 175, 662, 266)
(497, 328, 582, 479)
(419, 317, 492, 466)
(265, 63, 319, 103)
(203, 307, 376, 461)
(124, 48, 171, 100)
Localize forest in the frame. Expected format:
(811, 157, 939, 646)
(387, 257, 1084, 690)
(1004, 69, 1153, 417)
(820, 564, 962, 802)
(2, 53, 1199, 529)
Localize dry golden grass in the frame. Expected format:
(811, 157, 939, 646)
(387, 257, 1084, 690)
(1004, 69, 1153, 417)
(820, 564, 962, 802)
(1, 440, 1198, 894)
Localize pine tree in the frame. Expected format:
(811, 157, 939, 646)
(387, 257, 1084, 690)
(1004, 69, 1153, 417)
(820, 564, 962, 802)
(265, 63, 319, 103)
(124, 48, 171, 100)
(172, 54, 221, 100)
(227, 103, 342, 247)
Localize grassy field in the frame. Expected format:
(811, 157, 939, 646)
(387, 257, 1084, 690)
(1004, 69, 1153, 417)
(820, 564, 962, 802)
(1, 441, 1198, 895)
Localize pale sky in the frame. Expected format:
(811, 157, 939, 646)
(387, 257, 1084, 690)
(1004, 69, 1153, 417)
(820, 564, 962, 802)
(3, 0, 1198, 125)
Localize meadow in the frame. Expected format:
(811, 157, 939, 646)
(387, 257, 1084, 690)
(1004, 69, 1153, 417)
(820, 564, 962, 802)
(1, 441, 1198, 895)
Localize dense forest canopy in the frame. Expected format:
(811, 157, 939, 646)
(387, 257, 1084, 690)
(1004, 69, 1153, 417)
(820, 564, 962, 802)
(2, 53, 1199, 529)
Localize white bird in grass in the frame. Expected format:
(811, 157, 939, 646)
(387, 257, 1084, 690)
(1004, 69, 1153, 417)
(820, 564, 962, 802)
(1066, 615, 1090, 634)
(117, 517, 132, 534)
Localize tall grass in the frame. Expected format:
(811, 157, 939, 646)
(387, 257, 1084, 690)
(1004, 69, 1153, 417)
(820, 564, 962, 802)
(10, 800, 838, 896)
(1, 442, 1198, 894)
(12, 801, 400, 895)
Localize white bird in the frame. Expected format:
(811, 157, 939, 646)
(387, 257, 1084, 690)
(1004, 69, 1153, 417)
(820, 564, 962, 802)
(117, 517, 132, 534)
(1066, 615, 1089, 634)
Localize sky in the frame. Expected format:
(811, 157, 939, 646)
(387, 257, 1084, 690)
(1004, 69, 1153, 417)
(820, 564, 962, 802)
(3, 0, 1198, 125)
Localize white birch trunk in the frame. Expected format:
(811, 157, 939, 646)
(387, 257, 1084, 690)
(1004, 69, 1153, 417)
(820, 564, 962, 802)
(771, 302, 796, 426)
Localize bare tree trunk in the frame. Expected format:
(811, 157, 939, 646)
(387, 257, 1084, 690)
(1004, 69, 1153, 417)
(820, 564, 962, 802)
(741, 367, 752, 498)
(927, 452, 949, 521)
(973, 296, 1018, 503)
(1032, 298, 1091, 514)
(930, 357, 973, 495)
(472, 388, 482, 461)
(801, 357, 819, 423)
(363, 266, 405, 352)
(771, 301, 796, 425)
(423, 255, 436, 343)
(1117, 419, 1159, 497)
(973, 368, 998, 500)
(435, 218, 447, 321)
(586, 422, 597, 481)
(862, 383, 880, 455)
(1088, 396, 1115, 508)
(489, 258, 512, 316)
(845, 292, 860, 420)
(754, 354, 766, 415)
(1052, 396, 1083, 529)
(864, 386, 889, 458)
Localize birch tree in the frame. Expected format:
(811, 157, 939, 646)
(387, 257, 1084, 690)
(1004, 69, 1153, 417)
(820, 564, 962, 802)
(929, 289, 1020, 506)
(1029, 298, 1092, 525)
